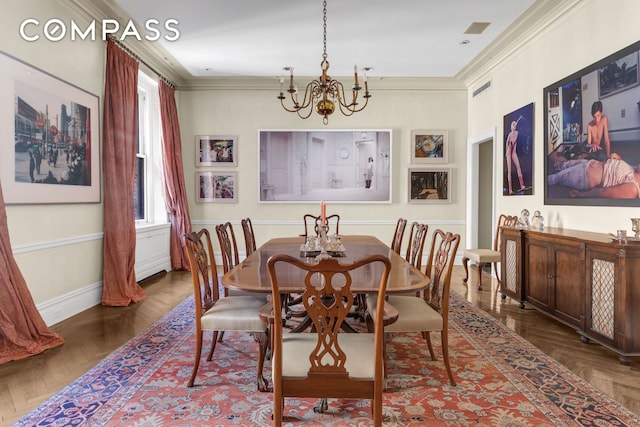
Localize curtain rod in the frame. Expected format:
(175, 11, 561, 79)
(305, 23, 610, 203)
(107, 36, 176, 89)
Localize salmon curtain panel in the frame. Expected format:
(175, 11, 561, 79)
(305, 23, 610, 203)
(159, 81, 191, 270)
(101, 40, 146, 306)
(0, 182, 64, 364)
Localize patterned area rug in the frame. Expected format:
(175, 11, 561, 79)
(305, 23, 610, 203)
(15, 293, 639, 426)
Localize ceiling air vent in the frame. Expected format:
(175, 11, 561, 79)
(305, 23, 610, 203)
(464, 22, 491, 35)
(472, 80, 491, 98)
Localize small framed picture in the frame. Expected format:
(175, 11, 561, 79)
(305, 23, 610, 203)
(196, 135, 237, 166)
(411, 130, 448, 163)
(408, 168, 451, 203)
(196, 171, 237, 203)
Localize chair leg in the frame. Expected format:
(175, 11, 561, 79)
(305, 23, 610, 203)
(207, 331, 219, 361)
(462, 256, 470, 283)
(493, 261, 502, 283)
(273, 393, 283, 427)
(188, 330, 203, 387)
(476, 262, 485, 291)
(382, 333, 389, 381)
(373, 395, 382, 427)
(253, 332, 269, 392)
(424, 331, 437, 361)
(441, 328, 456, 386)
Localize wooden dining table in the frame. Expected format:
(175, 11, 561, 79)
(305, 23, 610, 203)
(222, 235, 429, 294)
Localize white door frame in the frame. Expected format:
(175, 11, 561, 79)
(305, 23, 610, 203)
(466, 128, 497, 249)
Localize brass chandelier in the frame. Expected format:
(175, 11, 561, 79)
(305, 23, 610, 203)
(277, 0, 371, 125)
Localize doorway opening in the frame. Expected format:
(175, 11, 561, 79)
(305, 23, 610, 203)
(466, 129, 496, 251)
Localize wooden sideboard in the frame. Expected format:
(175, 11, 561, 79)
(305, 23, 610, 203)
(500, 226, 640, 364)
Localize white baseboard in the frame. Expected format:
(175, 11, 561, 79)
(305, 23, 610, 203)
(136, 259, 172, 282)
(37, 281, 103, 326)
(36, 253, 463, 327)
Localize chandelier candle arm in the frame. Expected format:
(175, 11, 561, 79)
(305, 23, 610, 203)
(277, 0, 371, 125)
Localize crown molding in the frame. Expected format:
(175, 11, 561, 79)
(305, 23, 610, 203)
(176, 76, 466, 92)
(63, 0, 572, 92)
(456, 0, 583, 86)
(62, 0, 191, 86)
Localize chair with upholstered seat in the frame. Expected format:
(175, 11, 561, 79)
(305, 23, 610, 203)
(183, 229, 269, 391)
(301, 213, 340, 237)
(390, 218, 407, 254)
(215, 222, 240, 277)
(216, 222, 264, 297)
(462, 214, 518, 290)
(241, 217, 257, 256)
(367, 229, 460, 386)
(266, 253, 391, 427)
(215, 222, 244, 300)
(215, 222, 267, 346)
(405, 221, 429, 271)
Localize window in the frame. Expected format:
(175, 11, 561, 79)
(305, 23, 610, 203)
(134, 72, 166, 224)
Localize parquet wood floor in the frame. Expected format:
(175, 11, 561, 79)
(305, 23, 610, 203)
(1, 267, 638, 426)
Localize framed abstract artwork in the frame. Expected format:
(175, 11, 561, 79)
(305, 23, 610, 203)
(408, 168, 451, 203)
(196, 171, 237, 203)
(411, 130, 448, 163)
(196, 135, 237, 166)
(0, 51, 101, 204)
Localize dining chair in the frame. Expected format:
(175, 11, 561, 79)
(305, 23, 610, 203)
(405, 221, 429, 271)
(183, 228, 269, 391)
(462, 214, 518, 290)
(301, 213, 340, 237)
(215, 222, 241, 297)
(266, 253, 392, 427)
(215, 222, 267, 346)
(241, 217, 257, 256)
(390, 217, 407, 254)
(367, 229, 460, 386)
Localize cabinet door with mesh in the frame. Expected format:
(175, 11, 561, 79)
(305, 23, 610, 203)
(585, 249, 618, 347)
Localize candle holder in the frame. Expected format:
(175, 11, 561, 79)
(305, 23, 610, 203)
(632, 218, 640, 238)
(315, 225, 332, 261)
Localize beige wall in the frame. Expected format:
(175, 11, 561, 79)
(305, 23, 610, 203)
(5, 0, 635, 320)
(1, 0, 105, 306)
(1, 2, 468, 313)
(178, 84, 468, 248)
(466, 0, 640, 234)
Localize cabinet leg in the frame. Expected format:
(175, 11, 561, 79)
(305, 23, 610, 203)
(518, 301, 525, 309)
(619, 355, 631, 365)
(580, 335, 590, 344)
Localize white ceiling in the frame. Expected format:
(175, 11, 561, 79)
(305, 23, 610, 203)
(113, 0, 537, 79)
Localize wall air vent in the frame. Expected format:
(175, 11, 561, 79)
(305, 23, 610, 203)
(472, 80, 491, 98)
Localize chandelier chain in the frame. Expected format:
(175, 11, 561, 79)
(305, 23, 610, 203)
(277, 0, 371, 124)
(322, 0, 328, 61)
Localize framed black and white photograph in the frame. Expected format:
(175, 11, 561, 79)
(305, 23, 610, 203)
(0, 51, 101, 204)
(411, 130, 448, 163)
(258, 129, 392, 203)
(196, 171, 237, 203)
(544, 40, 640, 206)
(408, 168, 451, 203)
(196, 135, 237, 166)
